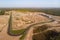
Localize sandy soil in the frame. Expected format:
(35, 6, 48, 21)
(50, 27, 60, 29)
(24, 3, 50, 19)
(0, 15, 20, 40)
(0, 11, 60, 40)
(24, 27, 33, 40)
(12, 12, 49, 30)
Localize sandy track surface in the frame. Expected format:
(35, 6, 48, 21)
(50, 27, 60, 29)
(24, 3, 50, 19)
(12, 12, 49, 30)
(0, 15, 9, 31)
(24, 27, 33, 40)
(0, 15, 20, 40)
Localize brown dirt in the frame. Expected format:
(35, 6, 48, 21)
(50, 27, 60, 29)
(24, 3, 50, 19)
(12, 12, 49, 30)
(0, 15, 20, 40)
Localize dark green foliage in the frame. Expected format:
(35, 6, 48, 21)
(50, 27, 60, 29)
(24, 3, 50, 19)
(33, 30, 60, 40)
(0, 8, 60, 16)
(33, 25, 48, 33)
(10, 29, 26, 35)
(0, 10, 5, 15)
(25, 8, 60, 16)
(39, 9, 60, 16)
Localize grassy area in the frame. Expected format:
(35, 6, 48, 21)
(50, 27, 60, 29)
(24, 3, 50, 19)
(19, 30, 27, 40)
(10, 29, 26, 35)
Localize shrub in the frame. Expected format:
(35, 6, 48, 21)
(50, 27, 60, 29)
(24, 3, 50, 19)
(0, 10, 5, 15)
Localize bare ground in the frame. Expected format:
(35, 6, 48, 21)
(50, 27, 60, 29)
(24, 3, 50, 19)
(0, 15, 20, 40)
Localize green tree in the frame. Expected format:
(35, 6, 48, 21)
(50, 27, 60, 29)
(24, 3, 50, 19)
(0, 10, 5, 15)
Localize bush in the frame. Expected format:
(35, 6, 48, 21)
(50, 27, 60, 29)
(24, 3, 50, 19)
(0, 10, 5, 15)
(33, 25, 48, 33)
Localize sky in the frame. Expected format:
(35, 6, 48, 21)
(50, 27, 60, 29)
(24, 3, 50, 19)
(0, 0, 60, 8)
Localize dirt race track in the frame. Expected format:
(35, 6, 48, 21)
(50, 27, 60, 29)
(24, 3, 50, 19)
(0, 15, 20, 40)
(0, 11, 60, 40)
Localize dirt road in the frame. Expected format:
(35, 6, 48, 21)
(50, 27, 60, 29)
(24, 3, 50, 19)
(0, 15, 20, 40)
(24, 27, 33, 40)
